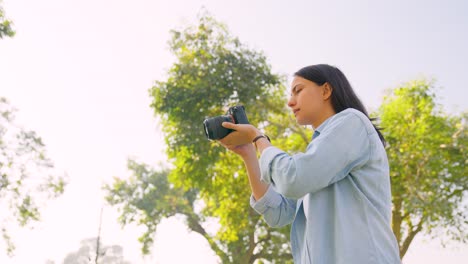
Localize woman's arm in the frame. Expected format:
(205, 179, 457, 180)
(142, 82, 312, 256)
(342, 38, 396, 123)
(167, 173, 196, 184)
(240, 146, 268, 200)
(218, 142, 297, 228)
(259, 112, 371, 199)
(242, 148, 297, 228)
(254, 136, 272, 155)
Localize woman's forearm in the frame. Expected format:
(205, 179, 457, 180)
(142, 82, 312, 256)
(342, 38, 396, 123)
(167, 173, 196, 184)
(242, 151, 269, 201)
(254, 137, 272, 155)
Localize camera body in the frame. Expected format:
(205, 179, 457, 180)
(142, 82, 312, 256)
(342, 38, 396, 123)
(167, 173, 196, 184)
(203, 105, 250, 140)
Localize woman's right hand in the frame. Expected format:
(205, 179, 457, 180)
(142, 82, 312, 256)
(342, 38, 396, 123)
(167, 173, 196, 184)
(218, 138, 256, 158)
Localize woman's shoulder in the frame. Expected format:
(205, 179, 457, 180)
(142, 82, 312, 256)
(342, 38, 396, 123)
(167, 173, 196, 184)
(333, 108, 375, 136)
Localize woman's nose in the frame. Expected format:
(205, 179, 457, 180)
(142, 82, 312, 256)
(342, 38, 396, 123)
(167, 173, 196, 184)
(288, 97, 296, 108)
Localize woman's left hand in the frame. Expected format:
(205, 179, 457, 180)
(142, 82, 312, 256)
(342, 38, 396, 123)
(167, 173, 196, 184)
(219, 122, 260, 147)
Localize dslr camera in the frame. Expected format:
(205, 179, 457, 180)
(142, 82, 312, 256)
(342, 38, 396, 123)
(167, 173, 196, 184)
(203, 105, 250, 140)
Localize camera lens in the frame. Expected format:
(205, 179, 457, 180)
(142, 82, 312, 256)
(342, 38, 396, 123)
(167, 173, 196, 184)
(203, 115, 233, 140)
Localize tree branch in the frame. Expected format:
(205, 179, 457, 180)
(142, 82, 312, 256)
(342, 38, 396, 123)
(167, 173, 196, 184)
(400, 219, 424, 258)
(392, 196, 403, 248)
(251, 252, 268, 263)
(184, 210, 230, 263)
(246, 228, 256, 264)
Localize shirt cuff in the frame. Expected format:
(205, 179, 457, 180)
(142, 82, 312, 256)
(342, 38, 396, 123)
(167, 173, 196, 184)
(250, 185, 283, 214)
(259, 146, 285, 184)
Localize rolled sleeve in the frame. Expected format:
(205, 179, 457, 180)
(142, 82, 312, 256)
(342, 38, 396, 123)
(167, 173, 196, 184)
(250, 184, 283, 214)
(250, 185, 297, 228)
(259, 146, 284, 184)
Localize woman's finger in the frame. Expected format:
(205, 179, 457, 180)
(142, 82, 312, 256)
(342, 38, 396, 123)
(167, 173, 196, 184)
(222, 122, 237, 130)
(218, 140, 235, 149)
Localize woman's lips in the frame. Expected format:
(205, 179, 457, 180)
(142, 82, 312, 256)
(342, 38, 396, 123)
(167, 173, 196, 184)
(293, 109, 300, 115)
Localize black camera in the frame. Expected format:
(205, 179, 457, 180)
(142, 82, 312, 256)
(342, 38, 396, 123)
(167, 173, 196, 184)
(203, 105, 250, 140)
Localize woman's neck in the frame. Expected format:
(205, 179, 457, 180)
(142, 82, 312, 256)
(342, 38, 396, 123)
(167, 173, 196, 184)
(312, 107, 336, 130)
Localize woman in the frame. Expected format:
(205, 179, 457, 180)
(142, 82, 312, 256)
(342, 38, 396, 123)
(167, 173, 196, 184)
(218, 64, 401, 264)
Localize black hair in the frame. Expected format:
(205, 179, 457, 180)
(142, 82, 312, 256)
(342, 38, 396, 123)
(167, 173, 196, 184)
(294, 64, 386, 146)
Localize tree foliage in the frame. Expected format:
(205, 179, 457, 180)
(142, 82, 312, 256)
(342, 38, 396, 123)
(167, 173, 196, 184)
(0, 97, 66, 255)
(0, 1, 15, 39)
(378, 80, 467, 258)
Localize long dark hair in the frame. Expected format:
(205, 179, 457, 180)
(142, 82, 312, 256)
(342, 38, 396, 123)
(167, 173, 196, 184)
(294, 64, 386, 146)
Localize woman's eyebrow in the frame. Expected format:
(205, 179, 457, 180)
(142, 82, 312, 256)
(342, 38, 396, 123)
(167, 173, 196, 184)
(291, 84, 303, 94)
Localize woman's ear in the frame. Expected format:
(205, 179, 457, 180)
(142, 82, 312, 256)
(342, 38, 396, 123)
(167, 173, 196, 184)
(322, 82, 333, 100)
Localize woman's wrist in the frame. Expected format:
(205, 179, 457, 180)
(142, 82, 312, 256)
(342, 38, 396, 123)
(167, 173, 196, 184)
(255, 137, 272, 154)
(247, 126, 260, 141)
(240, 144, 257, 159)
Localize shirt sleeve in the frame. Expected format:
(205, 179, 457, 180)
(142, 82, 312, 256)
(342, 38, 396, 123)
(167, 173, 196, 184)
(259, 112, 371, 199)
(250, 185, 298, 228)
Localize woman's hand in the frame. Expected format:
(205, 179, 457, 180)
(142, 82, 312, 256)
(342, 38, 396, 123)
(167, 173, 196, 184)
(219, 122, 260, 146)
(218, 141, 256, 158)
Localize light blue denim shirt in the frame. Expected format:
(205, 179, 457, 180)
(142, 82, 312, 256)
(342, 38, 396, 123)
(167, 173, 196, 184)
(250, 108, 401, 264)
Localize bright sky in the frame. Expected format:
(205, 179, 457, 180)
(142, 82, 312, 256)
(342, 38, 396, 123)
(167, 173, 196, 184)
(1, 0, 467, 263)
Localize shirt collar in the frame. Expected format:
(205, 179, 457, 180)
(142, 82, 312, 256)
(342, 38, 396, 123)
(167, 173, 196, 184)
(312, 114, 335, 139)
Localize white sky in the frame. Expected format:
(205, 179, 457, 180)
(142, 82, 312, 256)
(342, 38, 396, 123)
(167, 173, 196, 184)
(1, 0, 467, 263)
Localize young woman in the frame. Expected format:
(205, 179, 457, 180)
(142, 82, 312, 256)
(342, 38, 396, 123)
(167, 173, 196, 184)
(218, 64, 401, 264)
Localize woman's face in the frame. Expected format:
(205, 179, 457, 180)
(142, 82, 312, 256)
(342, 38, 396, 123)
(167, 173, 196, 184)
(288, 76, 331, 126)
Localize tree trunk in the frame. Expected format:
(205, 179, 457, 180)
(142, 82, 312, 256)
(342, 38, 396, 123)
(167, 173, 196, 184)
(391, 196, 403, 258)
(400, 220, 423, 258)
(392, 195, 424, 259)
(185, 211, 230, 263)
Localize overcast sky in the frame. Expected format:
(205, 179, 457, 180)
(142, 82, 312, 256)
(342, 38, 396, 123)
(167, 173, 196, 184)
(1, 0, 467, 263)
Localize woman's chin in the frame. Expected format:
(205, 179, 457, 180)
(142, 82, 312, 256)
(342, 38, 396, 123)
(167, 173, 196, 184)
(295, 118, 310, 126)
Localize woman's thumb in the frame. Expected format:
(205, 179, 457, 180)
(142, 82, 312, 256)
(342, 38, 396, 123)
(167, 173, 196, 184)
(222, 122, 236, 129)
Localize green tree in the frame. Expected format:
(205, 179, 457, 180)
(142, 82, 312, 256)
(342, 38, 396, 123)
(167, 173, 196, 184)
(104, 12, 310, 263)
(0, 0, 15, 39)
(0, 97, 66, 255)
(377, 80, 467, 258)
